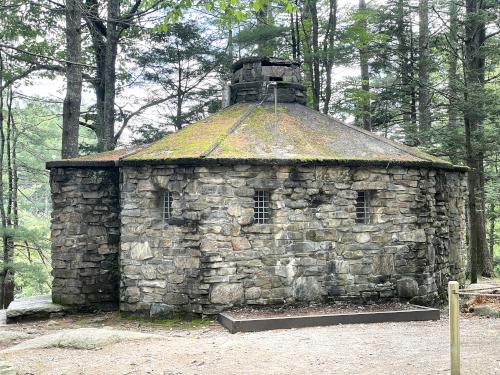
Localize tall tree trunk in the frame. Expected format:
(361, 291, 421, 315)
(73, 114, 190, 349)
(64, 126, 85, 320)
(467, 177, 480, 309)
(358, 0, 371, 130)
(84, 0, 107, 151)
(448, 0, 459, 130)
(0, 81, 14, 308)
(322, 0, 337, 114)
(308, 0, 320, 111)
(102, 0, 119, 151)
(300, 6, 314, 107)
(62, 0, 82, 159)
(409, 22, 418, 129)
(489, 202, 495, 259)
(418, 0, 431, 138)
(290, 12, 297, 61)
(175, 58, 183, 130)
(396, 0, 411, 124)
(463, 0, 492, 280)
(294, 10, 301, 61)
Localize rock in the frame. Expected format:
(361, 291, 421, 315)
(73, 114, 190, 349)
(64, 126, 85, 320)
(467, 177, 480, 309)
(245, 287, 262, 300)
(0, 331, 32, 341)
(397, 278, 419, 298)
(130, 242, 153, 260)
(355, 233, 371, 244)
(373, 254, 394, 275)
(6, 295, 69, 324)
(231, 237, 251, 251)
(2, 328, 163, 352)
(210, 284, 244, 305)
(0, 361, 16, 375)
(472, 305, 500, 318)
(173, 257, 200, 269)
(398, 230, 426, 243)
(293, 277, 322, 301)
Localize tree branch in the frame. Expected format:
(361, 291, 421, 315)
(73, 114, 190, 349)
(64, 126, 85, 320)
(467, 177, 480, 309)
(113, 95, 174, 142)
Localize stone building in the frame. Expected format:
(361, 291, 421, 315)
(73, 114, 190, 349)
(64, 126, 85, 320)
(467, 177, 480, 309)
(47, 57, 468, 317)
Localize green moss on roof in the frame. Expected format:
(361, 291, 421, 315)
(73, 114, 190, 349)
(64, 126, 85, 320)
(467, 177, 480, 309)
(125, 104, 249, 161)
(119, 102, 454, 167)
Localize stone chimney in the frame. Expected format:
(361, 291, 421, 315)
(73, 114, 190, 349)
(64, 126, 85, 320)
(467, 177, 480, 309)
(229, 57, 306, 105)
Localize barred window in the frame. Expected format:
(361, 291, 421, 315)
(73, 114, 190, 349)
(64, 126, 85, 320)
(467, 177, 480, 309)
(355, 190, 371, 224)
(163, 191, 173, 222)
(254, 190, 270, 224)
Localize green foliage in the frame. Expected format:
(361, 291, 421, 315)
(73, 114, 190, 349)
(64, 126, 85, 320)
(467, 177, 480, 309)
(0, 102, 59, 297)
(235, 24, 288, 56)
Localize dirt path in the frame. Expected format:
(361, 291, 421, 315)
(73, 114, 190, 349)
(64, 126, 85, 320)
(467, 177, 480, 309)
(2, 314, 499, 375)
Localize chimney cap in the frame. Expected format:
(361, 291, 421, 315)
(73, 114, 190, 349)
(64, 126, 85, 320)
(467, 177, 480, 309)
(231, 56, 299, 73)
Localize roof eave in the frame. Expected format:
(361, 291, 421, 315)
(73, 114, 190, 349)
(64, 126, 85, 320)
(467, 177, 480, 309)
(118, 157, 469, 172)
(46, 160, 119, 169)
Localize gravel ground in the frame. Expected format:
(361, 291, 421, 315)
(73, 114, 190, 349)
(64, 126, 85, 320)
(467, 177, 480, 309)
(1, 313, 499, 375)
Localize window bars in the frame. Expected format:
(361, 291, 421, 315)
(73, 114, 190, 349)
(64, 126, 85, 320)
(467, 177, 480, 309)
(163, 191, 173, 223)
(254, 190, 270, 224)
(355, 190, 371, 224)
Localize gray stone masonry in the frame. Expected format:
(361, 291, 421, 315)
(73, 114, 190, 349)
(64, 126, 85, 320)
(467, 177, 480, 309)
(50, 167, 120, 309)
(119, 164, 467, 317)
(230, 57, 306, 105)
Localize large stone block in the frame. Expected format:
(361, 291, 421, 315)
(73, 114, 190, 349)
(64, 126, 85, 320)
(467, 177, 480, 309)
(293, 277, 322, 301)
(397, 277, 419, 298)
(209, 283, 244, 304)
(130, 242, 153, 260)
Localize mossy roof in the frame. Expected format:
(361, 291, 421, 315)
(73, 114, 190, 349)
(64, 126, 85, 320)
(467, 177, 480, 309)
(122, 103, 459, 168)
(47, 103, 466, 171)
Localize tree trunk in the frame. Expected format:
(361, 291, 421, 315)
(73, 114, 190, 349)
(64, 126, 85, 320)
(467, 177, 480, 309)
(0, 81, 14, 308)
(322, 0, 337, 115)
(294, 11, 301, 61)
(308, 0, 320, 111)
(409, 19, 418, 130)
(488, 202, 495, 258)
(463, 0, 493, 280)
(396, 0, 411, 124)
(102, 0, 119, 151)
(448, 0, 459, 130)
(358, 0, 371, 131)
(84, 0, 107, 151)
(62, 0, 82, 159)
(418, 0, 431, 138)
(175, 58, 183, 130)
(290, 13, 297, 61)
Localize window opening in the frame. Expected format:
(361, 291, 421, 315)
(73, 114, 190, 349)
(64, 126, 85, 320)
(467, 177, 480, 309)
(163, 191, 173, 222)
(355, 190, 371, 224)
(254, 190, 270, 224)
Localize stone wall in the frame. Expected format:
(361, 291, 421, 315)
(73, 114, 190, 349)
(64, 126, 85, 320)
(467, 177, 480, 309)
(229, 57, 306, 105)
(50, 167, 120, 309)
(119, 164, 467, 317)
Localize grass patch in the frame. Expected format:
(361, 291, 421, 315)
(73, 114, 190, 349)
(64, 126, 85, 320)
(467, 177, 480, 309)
(119, 312, 212, 329)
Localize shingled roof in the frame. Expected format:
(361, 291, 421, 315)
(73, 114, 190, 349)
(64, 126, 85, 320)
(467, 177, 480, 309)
(47, 102, 465, 171)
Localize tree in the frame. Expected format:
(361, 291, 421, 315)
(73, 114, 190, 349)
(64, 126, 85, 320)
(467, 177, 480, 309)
(418, 0, 431, 138)
(321, 0, 338, 114)
(358, 0, 371, 130)
(61, 0, 83, 159)
(129, 22, 223, 139)
(463, 0, 494, 280)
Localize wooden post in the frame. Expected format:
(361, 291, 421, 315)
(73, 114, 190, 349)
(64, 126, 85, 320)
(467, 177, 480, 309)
(449, 281, 460, 375)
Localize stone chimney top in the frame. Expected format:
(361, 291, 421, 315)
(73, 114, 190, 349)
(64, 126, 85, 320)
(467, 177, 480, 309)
(228, 56, 306, 105)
